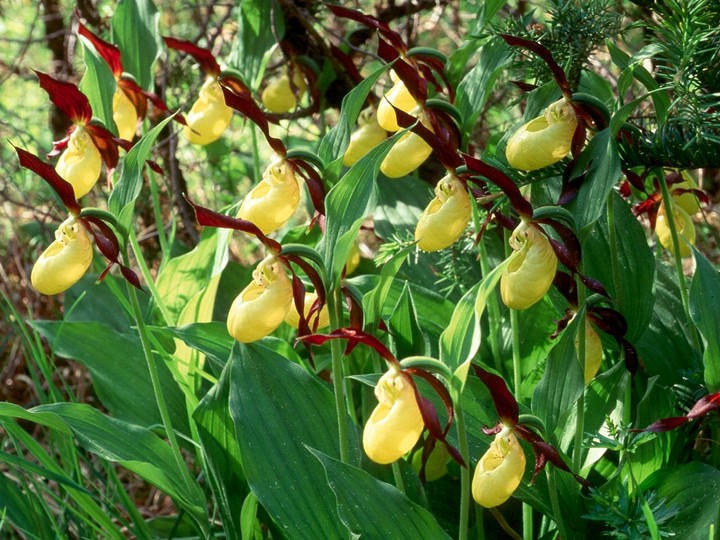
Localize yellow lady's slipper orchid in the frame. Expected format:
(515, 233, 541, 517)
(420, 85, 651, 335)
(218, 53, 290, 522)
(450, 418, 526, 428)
(377, 70, 417, 132)
(380, 111, 433, 178)
(226, 256, 293, 343)
(55, 126, 102, 199)
(345, 241, 361, 275)
(261, 67, 307, 113)
(505, 98, 578, 171)
(113, 87, 138, 141)
(343, 109, 388, 166)
(183, 77, 233, 146)
(363, 368, 425, 464)
(672, 171, 701, 215)
(415, 174, 471, 251)
(284, 291, 330, 330)
(577, 319, 602, 383)
(472, 427, 526, 508)
(500, 221, 558, 310)
(237, 158, 300, 234)
(656, 201, 695, 258)
(31, 217, 93, 295)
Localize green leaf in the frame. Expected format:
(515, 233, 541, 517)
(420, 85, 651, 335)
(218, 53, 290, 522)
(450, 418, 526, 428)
(166, 321, 234, 373)
(31, 320, 188, 433)
(689, 250, 720, 391)
(112, 0, 161, 90)
(568, 129, 623, 232)
(0, 470, 56, 539)
(31, 403, 207, 530)
(584, 191, 655, 341)
(228, 342, 358, 539)
(229, 0, 281, 89)
(362, 244, 414, 328)
(108, 113, 176, 232)
(310, 448, 452, 540)
(387, 282, 429, 359)
(79, 35, 117, 134)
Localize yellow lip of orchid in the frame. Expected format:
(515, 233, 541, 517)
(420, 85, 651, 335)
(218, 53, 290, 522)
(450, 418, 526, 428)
(380, 110, 434, 178)
(656, 201, 695, 258)
(343, 109, 388, 167)
(31, 217, 94, 295)
(261, 67, 307, 114)
(112, 86, 138, 141)
(415, 174, 471, 252)
(576, 318, 603, 383)
(472, 426, 526, 508)
(671, 170, 701, 215)
(505, 98, 578, 171)
(183, 77, 233, 146)
(284, 291, 330, 330)
(55, 126, 102, 199)
(377, 71, 418, 132)
(226, 256, 293, 343)
(362, 368, 425, 464)
(500, 221, 558, 310)
(237, 157, 301, 234)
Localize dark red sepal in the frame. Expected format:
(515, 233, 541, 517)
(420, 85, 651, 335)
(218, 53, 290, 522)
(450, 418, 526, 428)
(288, 159, 326, 216)
(326, 4, 407, 53)
(330, 44, 364, 86)
(163, 37, 220, 76)
(499, 34, 571, 101)
(472, 365, 519, 426)
(298, 328, 400, 367)
(14, 146, 81, 213)
(78, 22, 123, 77)
(342, 286, 365, 331)
(219, 84, 287, 157)
(183, 195, 282, 254)
(35, 70, 92, 125)
(640, 392, 720, 433)
(393, 107, 462, 172)
(534, 219, 581, 271)
(85, 123, 120, 171)
(462, 153, 533, 219)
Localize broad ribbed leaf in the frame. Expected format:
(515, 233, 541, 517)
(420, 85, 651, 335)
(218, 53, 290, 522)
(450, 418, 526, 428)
(689, 250, 720, 392)
(228, 0, 280, 89)
(362, 245, 413, 328)
(228, 342, 357, 539)
(79, 35, 117, 133)
(112, 0, 161, 90)
(310, 448, 452, 540)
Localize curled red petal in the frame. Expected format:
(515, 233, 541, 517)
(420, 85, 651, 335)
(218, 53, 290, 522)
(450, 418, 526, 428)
(462, 153, 533, 218)
(472, 365, 519, 426)
(298, 328, 399, 367)
(163, 37, 220, 76)
(35, 70, 92, 124)
(500, 34, 571, 100)
(78, 22, 123, 77)
(327, 5, 407, 53)
(14, 146, 81, 214)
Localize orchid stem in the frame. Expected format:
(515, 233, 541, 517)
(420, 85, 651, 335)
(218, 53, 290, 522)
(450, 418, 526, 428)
(391, 461, 406, 494)
(488, 508, 523, 540)
(479, 240, 503, 374)
(457, 404, 471, 540)
(327, 284, 350, 464)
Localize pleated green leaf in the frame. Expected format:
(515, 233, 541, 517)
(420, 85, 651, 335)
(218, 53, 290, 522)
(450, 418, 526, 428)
(112, 0, 161, 90)
(79, 35, 117, 134)
(689, 250, 720, 392)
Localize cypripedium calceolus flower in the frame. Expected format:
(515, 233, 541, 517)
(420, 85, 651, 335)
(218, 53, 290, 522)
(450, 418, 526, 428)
(31, 217, 93, 295)
(577, 319, 603, 383)
(672, 170, 701, 215)
(237, 157, 300, 234)
(363, 368, 425, 464)
(415, 174, 471, 251)
(505, 98, 578, 171)
(472, 426, 526, 508)
(227, 256, 293, 343)
(376, 70, 418, 132)
(261, 66, 307, 114)
(284, 292, 330, 330)
(113, 87, 139, 142)
(500, 221, 558, 310)
(380, 110, 433, 178)
(55, 126, 103, 199)
(656, 200, 695, 258)
(343, 108, 388, 166)
(183, 76, 233, 146)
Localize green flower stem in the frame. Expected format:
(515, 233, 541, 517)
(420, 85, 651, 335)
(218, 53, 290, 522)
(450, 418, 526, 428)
(326, 284, 350, 464)
(574, 272, 587, 473)
(147, 165, 170, 263)
(391, 461, 406, 494)
(546, 466, 569, 540)
(128, 228, 173, 326)
(657, 175, 701, 350)
(488, 508, 522, 540)
(479, 241, 503, 374)
(457, 404, 471, 540)
(122, 247, 195, 493)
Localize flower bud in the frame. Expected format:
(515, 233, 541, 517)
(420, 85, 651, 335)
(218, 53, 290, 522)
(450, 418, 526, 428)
(576, 319, 602, 383)
(183, 77, 233, 146)
(505, 98, 578, 171)
(55, 126, 102, 199)
(671, 171, 701, 215)
(237, 157, 300, 234)
(261, 68, 307, 113)
(377, 71, 417, 132)
(415, 174, 471, 251)
(284, 292, 330, 330)
(31, 217, 93, 295)
(113, 86, 138, 141)
(380, 111, 433, 178)
(500, 222, 558, 310)
(226, 256, 293, 343)
(363, 369, 425, 464)
(472, 427, 526, 508)
(343, 109, 388, 166)
(656, 201, 695, 258)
